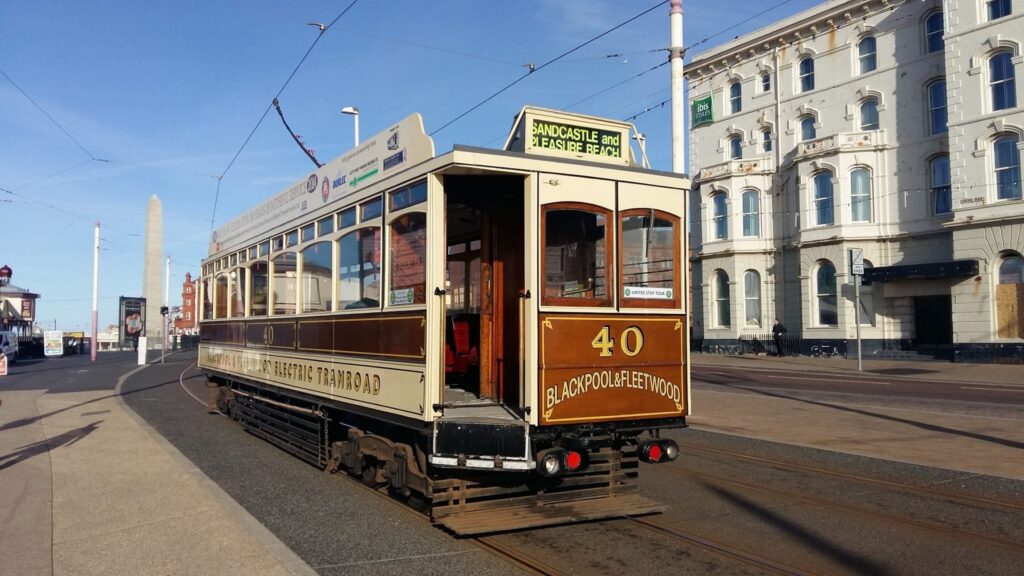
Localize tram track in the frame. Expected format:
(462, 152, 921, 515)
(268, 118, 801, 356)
(677, 441, 1024, 512)
(629, 517, 821, 576)
(659, 448, 1019, 545)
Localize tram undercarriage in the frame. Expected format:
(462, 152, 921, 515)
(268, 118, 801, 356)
(211, 376, 671, 535)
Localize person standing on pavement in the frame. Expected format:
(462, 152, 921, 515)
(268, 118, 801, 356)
(772, 319, 787, 356)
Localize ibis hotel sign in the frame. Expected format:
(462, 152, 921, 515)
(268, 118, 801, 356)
(506, 106, 633, 166)
(210, 113, 435, 254)
(691, 94, 714, 127)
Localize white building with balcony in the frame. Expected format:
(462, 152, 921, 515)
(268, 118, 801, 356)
(686, 0, 1023, 361)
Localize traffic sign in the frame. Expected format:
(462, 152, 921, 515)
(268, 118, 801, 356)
(850, 248, 864, 276)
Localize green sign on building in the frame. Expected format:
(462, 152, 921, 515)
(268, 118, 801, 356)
(691, 95, 714, 127)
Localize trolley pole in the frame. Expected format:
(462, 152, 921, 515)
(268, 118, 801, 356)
(91, 221, 99, 363)
(669, 0, 685, 174)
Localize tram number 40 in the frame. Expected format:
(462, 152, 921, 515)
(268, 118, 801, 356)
(590, 325, 644, 358)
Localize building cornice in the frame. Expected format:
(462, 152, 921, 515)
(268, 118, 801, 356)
(684, 0, 906, 80)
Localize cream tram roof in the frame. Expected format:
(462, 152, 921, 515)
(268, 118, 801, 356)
(208, 107, 664, 257)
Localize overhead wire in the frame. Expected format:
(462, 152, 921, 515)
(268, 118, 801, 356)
(429, 0, 666, 137)
(0, 67, 108, 162)
(209, 0, 361, 231)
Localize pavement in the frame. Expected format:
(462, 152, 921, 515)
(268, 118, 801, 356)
(0, 350, 1021, 575)
(687, 352, 1024, 480)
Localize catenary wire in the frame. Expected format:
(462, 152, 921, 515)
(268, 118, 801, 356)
(0, 67, 107, 162)
(429, 0, 666, 137)
(210, 0, 361, 231)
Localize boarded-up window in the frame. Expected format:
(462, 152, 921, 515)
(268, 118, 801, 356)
(997, 256, 1024, 338)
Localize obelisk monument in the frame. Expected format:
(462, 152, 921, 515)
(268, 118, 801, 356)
(143, 194, 164, 349)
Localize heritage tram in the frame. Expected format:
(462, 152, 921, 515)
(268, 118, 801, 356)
(198, 107, 690, 534)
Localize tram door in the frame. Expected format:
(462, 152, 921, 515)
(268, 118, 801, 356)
(443, 175, 524, 408)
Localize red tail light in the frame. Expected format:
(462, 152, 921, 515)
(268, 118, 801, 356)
(639, 439, 679, 464)
(565, 450, 583, 471)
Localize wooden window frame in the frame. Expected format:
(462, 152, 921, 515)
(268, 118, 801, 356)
(540, 202, 614, 308)
(617, 208, 681, 310)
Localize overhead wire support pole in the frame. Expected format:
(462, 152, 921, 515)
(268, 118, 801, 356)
(91, 221, 99, 363)
(669, 0, 685, 174)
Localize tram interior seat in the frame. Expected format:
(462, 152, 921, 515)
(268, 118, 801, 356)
(445, 314, 480, 393)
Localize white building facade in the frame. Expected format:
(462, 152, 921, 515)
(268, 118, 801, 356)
(686, 0, 1023, 361)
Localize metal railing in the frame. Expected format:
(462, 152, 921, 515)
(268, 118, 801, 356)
(737, 333, 800, 356)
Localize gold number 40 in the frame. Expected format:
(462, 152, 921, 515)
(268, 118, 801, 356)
(590, 325, 644, 357)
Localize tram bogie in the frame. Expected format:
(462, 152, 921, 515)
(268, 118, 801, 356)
(200, 107, 690, 533)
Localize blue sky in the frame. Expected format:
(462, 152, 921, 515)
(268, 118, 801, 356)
(1, 0, 822, 331)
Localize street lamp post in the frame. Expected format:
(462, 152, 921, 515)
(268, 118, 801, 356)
(341, 106, 360, 147)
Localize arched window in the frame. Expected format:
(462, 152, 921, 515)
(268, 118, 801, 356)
(714, 270, 731, 327)
(990, 51, 1017, 111)
(799, 57, 815, 92)
(997, 254, 1024, 338)
(741, 190, 759, 237)
(729, 81, 742, 113)
(250, 260, 268, 316)
(800, 116, 817, 141)
(231, 268, 246, 317)
(763, 129, 773, 152)
(712, 193, 728, 239)
(860, 98, 879, 130)
(988, 0, 1011, 21)
(271, 252, 297, 315)
(814, 171, 834, 225)
(743, 270, 761, 327)
(301, 241, 332, 312)
(816, 262, 838, 326)
(930, 155, 952, 215)
(925, 12, 944, 53)
(761, 73, 771, 92)
(928, 80, 947, 135)
(729, 135, 742, 160)
(851, 168, 872, 222)
(858, 37, 877, 74)
(995, 135, 1022, 200)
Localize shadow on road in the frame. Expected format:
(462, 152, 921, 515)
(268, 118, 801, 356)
(713, 382, 1024, 451)
(704, 481, 897, 576)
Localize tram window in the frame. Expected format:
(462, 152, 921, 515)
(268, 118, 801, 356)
(229, 254, 237, 266)
(250, 261, 269, 316)
(620, 210, 679, 308)
(202, 278, 213, 320)
(389, 213, 427, 305)
(215, 260, 222, 272)
(301, 224, 315, 243)
(238, 250, 247, 263)
(286, 230, 299, 247)
(361, 197, 383, 220)
(390, 181, 427, 212)
(231, 268, 246, 317)
(272, 252, 297, 315)
(470, 239, 481, 251)
(318, 215, 334, 236)
(339, 208, 357, 229)
(248, 246, 257, 260)
(542, 206, 611, 306)
(339, 228, 382, 309)
(302, 242, 333, 312)
(272, 236, 284, 252)
(258, 241, 270, 257)
(215, 274, 229, 318)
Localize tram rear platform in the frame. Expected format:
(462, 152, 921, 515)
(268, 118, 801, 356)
(1, 351, 1021, 574)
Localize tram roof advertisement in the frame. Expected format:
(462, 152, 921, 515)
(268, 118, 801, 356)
(504, 106, 634, 166)
(209, 113, 435, 254)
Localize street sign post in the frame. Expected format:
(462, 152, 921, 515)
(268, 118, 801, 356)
(849, 248, 864, 371)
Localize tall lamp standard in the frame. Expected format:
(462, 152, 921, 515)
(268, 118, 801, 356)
(341, 106, 360, 147)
